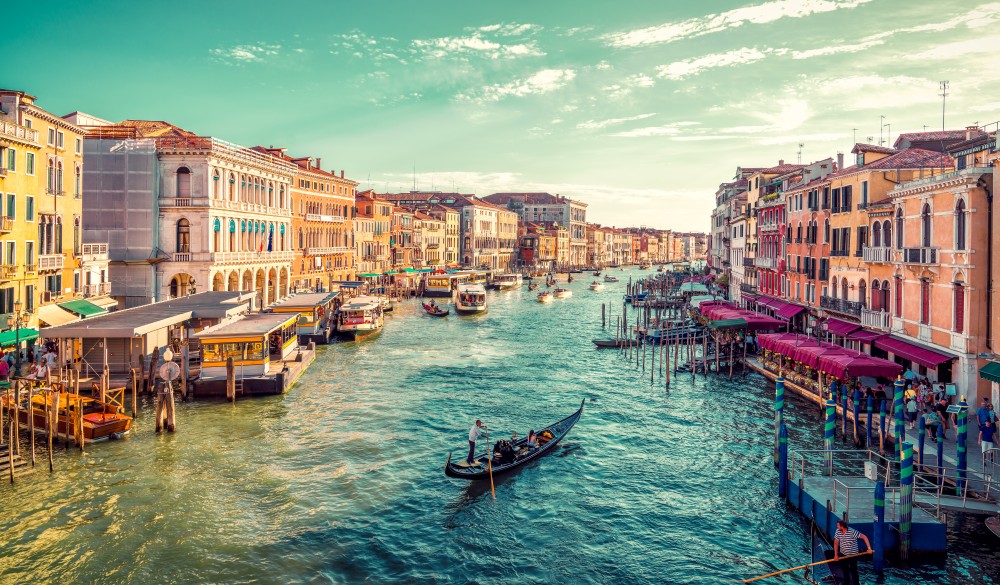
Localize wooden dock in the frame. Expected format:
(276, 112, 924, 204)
(192, 345, 316, 398)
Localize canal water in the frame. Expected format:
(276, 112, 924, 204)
(0, 269, 996, 584)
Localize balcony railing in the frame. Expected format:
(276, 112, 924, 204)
(1, 121, 39, 144)
(305, 214, 345, 223)
(740, 283, 756, 293)
(0, 265, 16, 280)
(742, 257, 755, 268)
(305, 246, 353, 256)
(83, 282, 112, 297)
(0, 216, 12, 233)
(38, 253, 65, 271)
(900, 247, 938, 265)
(820, 295, 863, 317)
(860, 308, 891, 330)
(862, 246, 892, 263)
(173, 252, 192, 262)
(80, 243, 109, 262)
(754, 257, 775, 269)
(211, 250, 296, 264)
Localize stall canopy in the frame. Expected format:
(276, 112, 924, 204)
(758, 333, 902, 378)
(980, 361, 1000, 384)
(826, 318, 862, 337)
(874, 336, 955, 368)
(846, 328, 886, 343)
(776, 303, 806, 320)
(37, 304, 80, 326)
(58, 299, 109, 318)
(817, 353, 903, 380)
(0, 328, 39, 347)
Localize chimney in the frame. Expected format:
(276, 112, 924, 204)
(778, 159, 784, 166)
(836, 152, 844, 170)
(966, 125, 979, 140)
(315, 158, 322, 169)
(341, 170, 345, 178)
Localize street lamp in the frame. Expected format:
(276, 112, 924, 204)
(809, 316, 829, 342)
(6, 300, 29, 377)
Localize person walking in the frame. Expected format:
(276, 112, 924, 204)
(467, 419, 487, 465)
(833, 518, 871, 585)
(980, 420, 996, 454)
(906, 397, 919, 430)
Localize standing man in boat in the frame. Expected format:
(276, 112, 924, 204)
(468, 419, 487, 465)
(833, 518, 870, 585)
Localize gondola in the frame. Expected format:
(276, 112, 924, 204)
(528, 283, 539, 291)
(422, 302, 450, 317)
(592, 338, 641, 348)
(444, 399, 584, 480)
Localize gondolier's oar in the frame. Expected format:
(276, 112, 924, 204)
(742, 551, 872, 583)
(485, 427, 495, 499)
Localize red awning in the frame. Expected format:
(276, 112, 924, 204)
(754, 296, 778, 308)
(817, 353, 903, 379)
(827, 318, 862, 337)
(874, 336, 955, 368)
(846, 329, 886, 343)
(776, 303, 806, 319)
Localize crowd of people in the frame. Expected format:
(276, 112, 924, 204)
(0, 340, 62, 382)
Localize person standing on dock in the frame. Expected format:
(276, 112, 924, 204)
(468, 420, 487, 465)
(833, 518, 870, 585)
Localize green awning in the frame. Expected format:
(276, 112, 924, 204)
(709, 318, 747, 330)
(58, 299, 109, 318)
(0, 328, 39, 347)
(980, 361, 1000, 384)
(359, 273, 380, 278)
(418, 268, 434, 273)
(402, 268, 417, 273)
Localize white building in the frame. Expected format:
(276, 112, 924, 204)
(482, 192, 588, 268)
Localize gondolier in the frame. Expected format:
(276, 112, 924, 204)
(833, 518, 870, 585)
(468, 419, 487, 465)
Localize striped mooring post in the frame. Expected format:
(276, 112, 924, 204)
(894, 378, 906, 462)
(866, 396, 874, 450)
(873, 480, 885, 574)
(852, 387, 861, 445)
(824, 399, 836, 476)
(957, 398, 968, 495)
(918, 415, 926, 471)
(937, 432, 945, 488)
(778, 422, 788, 499)
(774, 376, 785, 468)
(841, 382, 849, 440)
(879, 400, 887, 453)
(900, 441, 914, 560)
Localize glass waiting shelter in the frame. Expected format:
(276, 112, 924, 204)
(194, 314, 298, 378)
(268, 291, 339, 343)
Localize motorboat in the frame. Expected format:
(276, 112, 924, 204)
(492, 273, 522, 291)
(537, 291, 554, 303)
(589, 281, 605, 291)
(553, 287, 572, 299)
(336, 295, 385, 339)
(604, 275, 619, 283)
(455, 283, 488, 314)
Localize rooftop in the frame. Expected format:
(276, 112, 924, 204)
(268, 291, 339, 310)
(194, 313, 296, 339)
(893, 130, 979, 150)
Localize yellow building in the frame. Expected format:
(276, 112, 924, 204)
(0, 90, 109, 353)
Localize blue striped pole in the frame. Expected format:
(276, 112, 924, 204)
(873, 480, 885, 573)
(900, 441, 913, 560)
(937, 431, 945, 488)
(852, 387, 861, 446)
(918, 414, 926, 471)
(879, 400, 887, 453)
(957, 398, 968, 495)
(841, 382, 849, 440)
(825, 399, 836, 476)
(894, 378, 905, 461)
(774, 376, 785, 468)
(778, 422, 788, 499)
(866, 395, 874, 450)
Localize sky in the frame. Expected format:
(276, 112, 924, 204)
(3, 0, 999, 231)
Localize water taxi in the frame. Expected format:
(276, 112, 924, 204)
(336, 295, 385, 338)
(424, 273, 467, 297)
(491, 273, 522, 291)
(553, 287, 573, 299)
(537, 290, 554, 303)
(589, 281, 605, 291)
(639, 262, 652, 270)
(268, 291, 339, 344)
(454, 284, 488, 314)
(2, 389, 132, 442)
(604, 275, 619, 283)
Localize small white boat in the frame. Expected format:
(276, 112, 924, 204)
(604, 275, 619, 283)
(455, 283, 488, 314)
(537, 291, 554, 303)
(336, 295, 385, 339)
(589, 281, 605, 291)
(553, 287, 572, 299)
(493, 273, 522, 290)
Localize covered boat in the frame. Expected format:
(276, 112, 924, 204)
(336, 295, 384, 338)
(2, 390, 132, 442)
(455, 283, 488, 314)
(589, 281, 605, 291)
(444, 400, 584, 480)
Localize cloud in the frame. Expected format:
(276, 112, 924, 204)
(209, 43, 281, 65)
(602, 73, 657, 98)
(456, 69, 577, 103)
(576, 113, 657, 130)
(865, 3, 1000, 41)
(611, 121, 701, 137)
(474, 23, 541, 36)
(792, 38, 883, 59)
(657, 48, 768, 80)
(603, 0, 873, 48)
(971, 102, 1000, 113)
(412, 34, 544, 60)
(906, 34, 1000, 60)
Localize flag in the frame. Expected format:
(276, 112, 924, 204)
(259, 233, 265, 253)
(267, 229, 273, 252)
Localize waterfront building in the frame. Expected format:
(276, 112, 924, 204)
(414, 211, 445, 269)
(390, 206, 415, 269)
(518, 222, 557, 270)
(76, 119, 295, 308)
(728, 201, 750, 304)
(782, 158, 836, 315)
(254, 148, 357, 292)
(482, 192, 588, 268)
(355, 191, 392, 275)
(745, 162, 806, 298)
(610, 229, 633, 266)
(0, 90, 114, 337)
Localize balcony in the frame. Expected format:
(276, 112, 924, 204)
(754, 257, 775, 269)
(0, 216, 12, 233)
(83, 282, 112, 297)
(862, 246, 892, 263)
(210, 250, 296, 264)
(80, 243, 109, 263)
(0, 265, 16, 280)
(158, 197, 207, 208)
(830, 250, 850, 257)
(742, 257, 755, 268)
(1, 120, 39, 145)
(900, 247, 938, 265)
(305, 246, 353, 256)
(860, 308, 891, 330)
(38, 253, 65, 272)
(172, 252, 193, 262)
(305, 213, 345, 223)
(740, 283, 756, 293)
(820, 295, 863, 317)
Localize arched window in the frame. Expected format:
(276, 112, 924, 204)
(859, 279, 866, 308)
(796, 222, 803, 243)
(176, 218, 190, 253)
(921, 203, 932, 247)
(831, 276, 838, 298)
(954, 281, 965, 333)
(213, 170, 221, 198)
(871, 280, 882, 311)
(882, 220, 891, 250)
(74, 165, 81, 197)
(47, 158, 55, 193)
(895, 208, 904, 248)
(841, 278, 849, 301)
(824, 219, 830, 243)
(176, 167, 191, 198)
(872, 222, 881, 247)
(298, 228, 304, 249)
(228, 173, 236, 199)
(56, 161, 64, 193)
(213, 218, 221, 251)
(955, 199, 967, 251)
(73, 216, 81, 255)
